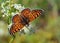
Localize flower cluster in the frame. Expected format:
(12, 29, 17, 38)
(1, 0, 25, 17)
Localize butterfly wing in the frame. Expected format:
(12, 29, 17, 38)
(21, 8, 31, 18)
(10, 23, 24, 35)
(28, 9, 43, 22)
(12, 14, 22, 23)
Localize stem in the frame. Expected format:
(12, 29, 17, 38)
(9, 36, 15, 43)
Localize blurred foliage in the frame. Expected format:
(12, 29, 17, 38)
(0, 0, 60, 43)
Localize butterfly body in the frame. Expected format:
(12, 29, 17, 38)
(9, 8, 43, 35)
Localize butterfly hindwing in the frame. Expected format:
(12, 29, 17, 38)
(10, 23, 24, 35)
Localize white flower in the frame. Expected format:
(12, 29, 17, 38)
(19, 6, 25, 11)
(13, 4, 25, 11)
(2, 15, 5, 17)
(14, 4, 21, 9)
(11, 12, 15, 16)
(11, 12, 19, 16)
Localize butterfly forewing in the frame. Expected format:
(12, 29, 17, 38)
(21, 8, 31, 18)
(28, 10, 42, 22)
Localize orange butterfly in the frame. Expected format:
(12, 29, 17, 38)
(9, 8, 43, 35)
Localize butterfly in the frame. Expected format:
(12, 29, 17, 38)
(9, 8, 43, 35)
